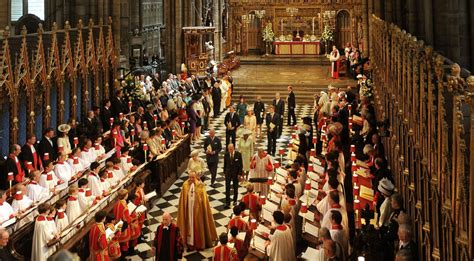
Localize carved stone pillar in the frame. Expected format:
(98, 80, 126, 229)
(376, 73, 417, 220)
(213, 0, 222, 62)
(364, 0, 372, 58)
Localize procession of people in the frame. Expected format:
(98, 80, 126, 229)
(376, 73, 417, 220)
(0, 38, 418, 261)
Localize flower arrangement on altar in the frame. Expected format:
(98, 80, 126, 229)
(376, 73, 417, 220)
(122, 74, 147, 103)
(321, 25, 334, 43)
(262, 23, 275, 42)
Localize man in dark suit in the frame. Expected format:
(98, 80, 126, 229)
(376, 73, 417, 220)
(100, 99, 113, 132)
(272, 93, 285, 137)
(82, 110, 100, 139)
(223, 144, 243, 208)
(211, 82, 222, 117)
(38, 128, 57, 164)
(397, 223, 418, 260)
(287, 86, 296, 126)
(92, 106, 104, 134)
(224, 106, 240, 149)
(265, 106, 280, 156)
(204, 129, 222, 185)
(19, 134, 43, 172)
(110, 89, 125, 117)
(144, 104, 158, 130)
(191, 75, 202, 93)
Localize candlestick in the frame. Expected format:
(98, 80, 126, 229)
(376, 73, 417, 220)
(312, 17, 315, 34)
(281, 19, 283, 34)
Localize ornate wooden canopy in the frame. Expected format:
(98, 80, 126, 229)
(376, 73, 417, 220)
(0, 18, 118, 147)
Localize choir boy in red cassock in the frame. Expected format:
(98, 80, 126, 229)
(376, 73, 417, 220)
(240, 183, 260, 220)
(113, 189, 132, 255)
(213, 233, 237, 261)
(105, 213, 122, 260)
(89, 210, 109, 261)
(227, 205, 248, 232)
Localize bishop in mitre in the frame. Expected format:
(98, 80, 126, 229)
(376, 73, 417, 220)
(177, 171, 217, 250)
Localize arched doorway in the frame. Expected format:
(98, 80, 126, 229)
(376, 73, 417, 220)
(336, 10, 351, 49)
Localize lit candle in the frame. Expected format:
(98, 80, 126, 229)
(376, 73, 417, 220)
(281, 19, 283, 33)
(312, 17, 315, 33)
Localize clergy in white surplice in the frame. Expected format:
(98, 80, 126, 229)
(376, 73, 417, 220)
(27, 170, 52, 202)
(32, 203, 57, 261)
(266, 210, 296, 261)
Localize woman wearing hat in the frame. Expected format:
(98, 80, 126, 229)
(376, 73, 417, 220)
(377, 178, 395, 228)
(187, 150, 206, 180)
(237, 129, 254, 183)
(57, 124, 72, 155)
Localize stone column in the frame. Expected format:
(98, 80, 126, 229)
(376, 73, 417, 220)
(469, 0, 474, 71)
(112, 0, 121, 58)
(196, 0, 203, 26)
(364, 0, 371, 58)
(175, 0, 184, 72)
(213, 0, 222, 62)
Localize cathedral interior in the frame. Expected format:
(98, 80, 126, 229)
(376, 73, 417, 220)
(0, 0, 473, 260)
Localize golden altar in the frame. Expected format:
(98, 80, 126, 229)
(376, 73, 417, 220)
(273, 41, 321, 55)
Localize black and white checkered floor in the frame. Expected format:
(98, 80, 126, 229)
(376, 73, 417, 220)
(130, 104, 314, 261)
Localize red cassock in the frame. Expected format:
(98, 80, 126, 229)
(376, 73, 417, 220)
(89, 222, 109, 261)
(130, 212, 141, 241)
(106, 224, 121, 260)
(113, 200, 132, 250)
(229, 237, 247, 261)
(227, 216, 248, 232)
(213, 245, 237, 261)
(241, 193, 259, 218)
(133, 189, 146, 225)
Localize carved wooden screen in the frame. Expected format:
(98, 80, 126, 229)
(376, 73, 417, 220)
(370, 15, 474, 261)
(336, 10, 350, 48)
(0, 18, 118, 154)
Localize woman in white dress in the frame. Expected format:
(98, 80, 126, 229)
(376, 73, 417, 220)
(243, 108, 257, 138)
(237, 129, 254, 183)
(186, 150, 206, 180)
(57, 124, 72, 155)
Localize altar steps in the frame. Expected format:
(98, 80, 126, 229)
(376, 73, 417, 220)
(239, 54, 331, 66)
(239, 54, 330, 66)
(231, 83, 347, 105)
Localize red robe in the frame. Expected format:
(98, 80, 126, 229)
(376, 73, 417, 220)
(106, 224, 121, 260)
(213, 244, 237, 261)
(241, 193, 259, 219)
(154, 223, 182, 261)
(227, 216, 248, 232)
(89, 222, 109, 261)
(113, 200, 131, 249)
(229, 237, 247, 261)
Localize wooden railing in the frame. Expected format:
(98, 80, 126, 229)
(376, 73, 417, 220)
(370, 15, 474, 261)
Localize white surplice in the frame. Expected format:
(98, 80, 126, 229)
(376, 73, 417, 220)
(0, 202, 15, 223)
(39, 171, 58, 189)
(87, 173, 103, 197)
(321, 205, 349, 239)
(187, 183, 195, 246)
(54, 162, 74, 183)
(66, 197, 82, 223)
(267, 225, 296, 261)
(32, 215, 55, 261)
(12, 196, 33, 212)
(27, 181, 51, 202)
